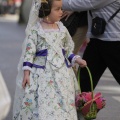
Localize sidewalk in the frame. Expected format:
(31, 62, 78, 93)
(0, 14, 19, 22)
(95, 69, 120, 120)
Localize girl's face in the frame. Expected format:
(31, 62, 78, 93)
(48, 0, 63, 22)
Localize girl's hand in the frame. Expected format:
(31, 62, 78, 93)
(75, 57, 87, 68)
(22, 70, 30, 89)
(61, 11, 74, 20)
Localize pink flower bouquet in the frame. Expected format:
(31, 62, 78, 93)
(75, 91, 106, 119)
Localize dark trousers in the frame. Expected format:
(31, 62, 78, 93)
(79, 38, 120, 92)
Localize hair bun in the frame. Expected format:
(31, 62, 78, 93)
(38, 0, 51, 18)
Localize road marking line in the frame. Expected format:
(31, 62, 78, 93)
(95, 86, 120, 94)
(112, 96, 120, 102)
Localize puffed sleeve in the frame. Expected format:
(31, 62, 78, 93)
(22, 29, 37, 71)
(63, 28, 81, 66)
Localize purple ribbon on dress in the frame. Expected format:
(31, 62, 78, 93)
(23, 62, 33, 68)
(68, 54, 75, 63)
(36, 49, 47, 56)
(23, 49, 48, 69)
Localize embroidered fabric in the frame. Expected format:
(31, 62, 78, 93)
(43, 29, 60, 32)
(21, 19, 79, 72)
(22, 54, 81, 71)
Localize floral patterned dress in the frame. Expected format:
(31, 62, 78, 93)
(13, 21, 80, 120)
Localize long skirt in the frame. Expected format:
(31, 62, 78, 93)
(13, 62, 81, 120)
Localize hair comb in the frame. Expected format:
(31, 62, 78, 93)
(41, 0, 48, 3)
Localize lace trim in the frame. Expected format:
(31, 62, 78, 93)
(71, 55, 81, 66)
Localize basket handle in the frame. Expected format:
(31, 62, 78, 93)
(77, 66, 94, 99)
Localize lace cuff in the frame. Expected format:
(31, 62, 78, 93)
(22, 66, 32, 71)
(71, 55, 81, 66)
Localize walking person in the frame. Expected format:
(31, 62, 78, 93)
(62, 0, 120, 92)
(61, 10, 88, 54)
(13, 0, 87, 119)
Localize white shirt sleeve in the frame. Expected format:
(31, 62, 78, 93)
(62, 0, 116, 11)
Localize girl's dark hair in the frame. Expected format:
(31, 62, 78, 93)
(38, 0, 52, 18)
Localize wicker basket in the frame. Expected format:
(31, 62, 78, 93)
(77, 66, 97, 120)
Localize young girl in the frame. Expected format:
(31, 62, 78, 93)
(13, 0, 87, 119)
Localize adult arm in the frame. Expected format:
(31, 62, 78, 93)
(62, 0, 116, 11)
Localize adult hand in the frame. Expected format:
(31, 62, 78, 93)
(61, 11, 74, 21)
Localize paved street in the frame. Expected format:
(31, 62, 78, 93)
(0, 15, 120, 120)
(0, 15, 25, 120)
